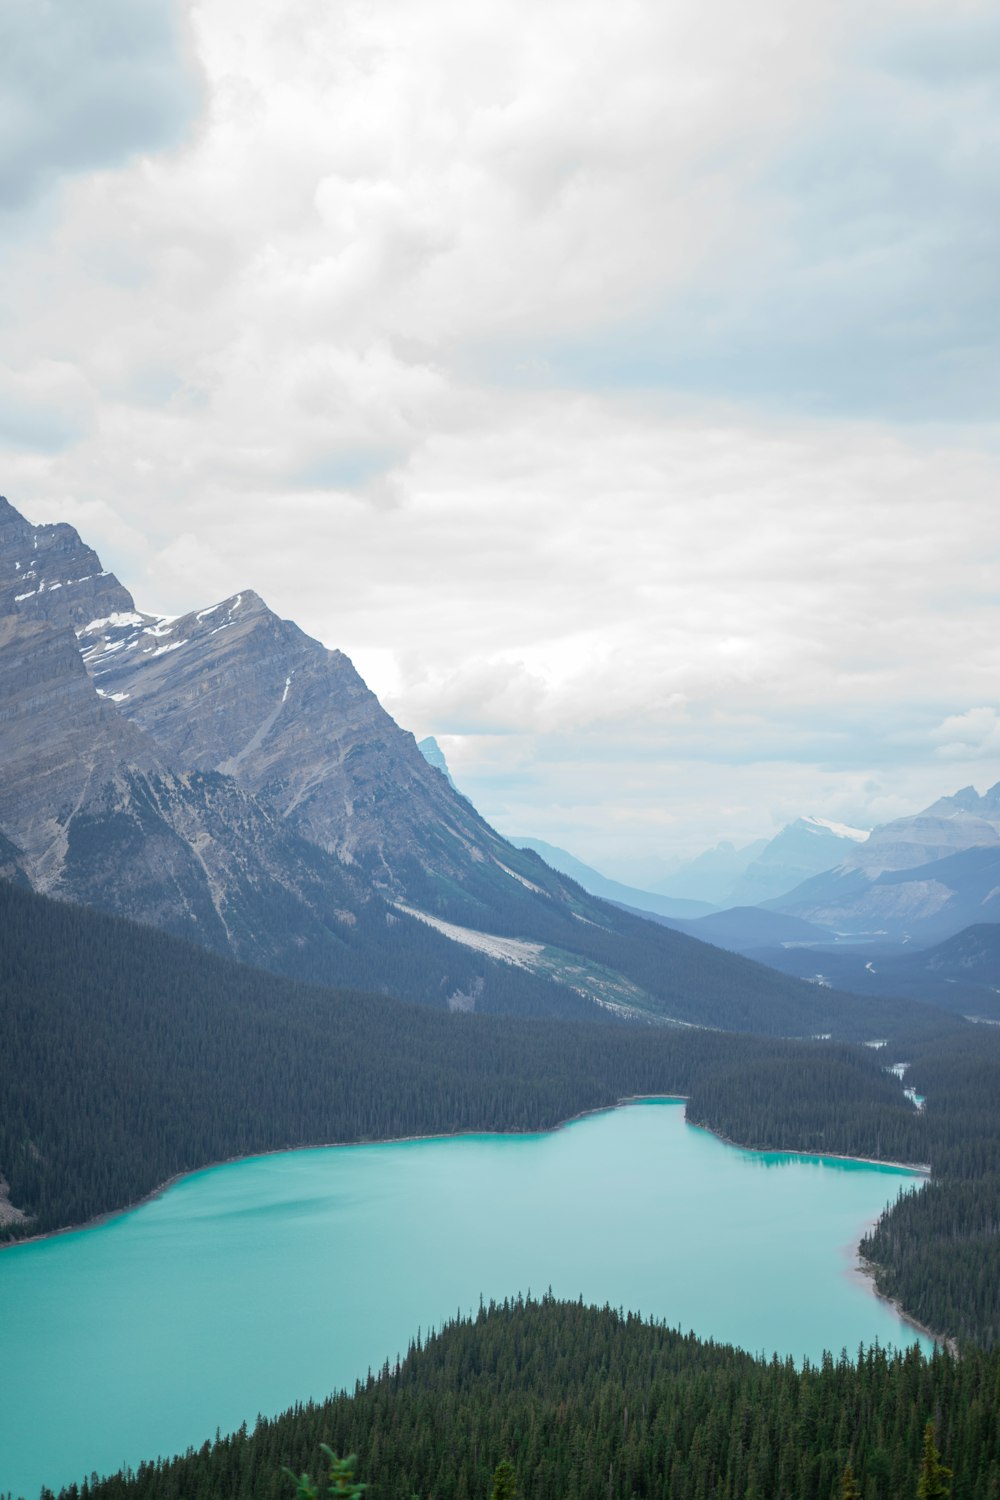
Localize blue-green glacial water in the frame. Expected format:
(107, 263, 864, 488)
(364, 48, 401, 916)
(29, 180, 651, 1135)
(0, 1100, 929, 1499)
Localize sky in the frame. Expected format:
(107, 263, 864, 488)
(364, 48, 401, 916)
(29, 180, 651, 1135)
(2, 0, 999, 884)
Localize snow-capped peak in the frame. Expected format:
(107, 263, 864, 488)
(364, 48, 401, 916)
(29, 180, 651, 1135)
(801, 814, 870, 843)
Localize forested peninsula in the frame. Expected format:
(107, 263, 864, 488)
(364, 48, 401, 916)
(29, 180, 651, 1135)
(53, 1296, 1000, 1500)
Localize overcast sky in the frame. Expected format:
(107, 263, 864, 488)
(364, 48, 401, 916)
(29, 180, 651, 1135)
(3, 0, 999, 882)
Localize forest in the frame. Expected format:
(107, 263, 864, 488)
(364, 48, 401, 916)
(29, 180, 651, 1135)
(2, 880, 1000, 1349)
(49, 1296, 1000, 1500)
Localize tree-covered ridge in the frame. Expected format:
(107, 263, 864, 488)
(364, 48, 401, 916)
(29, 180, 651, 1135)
(58, 1296, 1000, 1500)
(860, 1026, 1000, 1347)
(0, 880, 927, 1243)
(3, 879, 1000, 1347)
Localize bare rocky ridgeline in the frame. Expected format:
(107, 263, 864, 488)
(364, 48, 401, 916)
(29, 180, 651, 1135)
(79, 587, 510, 888)
(0, 494, 581, 998)
(5, 493, 983, 1032)
(0, 496, 135, 629)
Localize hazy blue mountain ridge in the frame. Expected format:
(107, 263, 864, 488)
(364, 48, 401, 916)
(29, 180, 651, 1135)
(510, 836, 716, 918)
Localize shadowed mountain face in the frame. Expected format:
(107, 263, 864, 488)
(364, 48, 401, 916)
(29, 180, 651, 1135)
(509, 836, 715, 920)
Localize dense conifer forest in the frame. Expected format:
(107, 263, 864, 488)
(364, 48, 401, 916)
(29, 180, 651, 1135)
(2, 879, 1000, 1350)
(52, 1296, 1000, 1500)
(0, 881, 929, 1241)
(860, 1026, 1000, 1346)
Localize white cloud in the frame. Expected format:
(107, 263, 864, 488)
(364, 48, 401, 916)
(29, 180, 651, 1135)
(932, 707, 1000, 760)
(3, 0, 1000, 872)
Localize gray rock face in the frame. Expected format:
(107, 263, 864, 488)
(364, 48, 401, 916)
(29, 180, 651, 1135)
(0, 604, 374, 963)
(845, 811, 1000, 880)
(0, 612, 161, 887)
(0, 497, 570, 1000)
(0, 495, 136, 629)
(78, 588, 517, 894)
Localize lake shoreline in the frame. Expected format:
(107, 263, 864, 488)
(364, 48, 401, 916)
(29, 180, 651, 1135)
(0, 1094, 930, 1253)
(687, 1120, 931, 1178)
(1, 1095, 937, 1356)
(0, 1096, 946, 1500)
(0, 1094, 689, 1252)
(851, 1250, 955, 1353)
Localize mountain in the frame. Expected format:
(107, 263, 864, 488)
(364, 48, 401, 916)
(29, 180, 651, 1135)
(0, 497, 600, 1012)
(648, 839, 768, 905)
(1, 492, 948, 1038)
(724, 815, 870, 906)
(743, 922, 1000, 1021)
(0, 494, 136, 628)
(417, 735, 457, 788)
(635, 905, 836, 953)
(766, 797, 1000, 942)
(510, 837, 716, 919)
(643, 818, 868, 910)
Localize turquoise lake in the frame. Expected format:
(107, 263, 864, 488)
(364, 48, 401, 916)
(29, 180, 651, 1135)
(0, 1100, 929, 1499)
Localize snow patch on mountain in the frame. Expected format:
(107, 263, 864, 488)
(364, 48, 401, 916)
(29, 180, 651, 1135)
(802, 815, 870, 842)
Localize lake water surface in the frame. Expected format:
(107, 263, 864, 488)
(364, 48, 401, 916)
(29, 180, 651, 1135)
(0, 1100, 929, 1499)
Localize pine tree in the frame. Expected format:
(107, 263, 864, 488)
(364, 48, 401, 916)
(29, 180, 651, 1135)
(841, 1462, 860, 1499)
(917, 1421, 952, 1500)
(489, 1459, 517, 1500)
(284, 1446, 367, 1500)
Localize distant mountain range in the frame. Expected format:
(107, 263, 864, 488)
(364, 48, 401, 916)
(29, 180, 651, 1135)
(633, 789, 1000, 1005)
(765, 788, 1000, 943)
(506, 837, 715, 920)
(517, 817, 871, 914)
(723, 815, 869, 905)
(2, 492, 900, 1039)
(646, 819, 870, 908)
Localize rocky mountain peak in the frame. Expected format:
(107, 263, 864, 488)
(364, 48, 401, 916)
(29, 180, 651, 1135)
(0, 495, 136, 630)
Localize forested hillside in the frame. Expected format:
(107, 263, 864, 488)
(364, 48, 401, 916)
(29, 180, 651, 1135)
(0, 881, 928, 1241)
(861, 1026, 1000, 1346)
(59, 1296, 1000, 1500)
(3, 879, 1000, 1347)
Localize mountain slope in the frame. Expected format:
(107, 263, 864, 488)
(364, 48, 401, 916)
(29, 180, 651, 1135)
(648, 838, 768, 905)
(725, 815, 870, 905)
(744, 923, 1000, 1020)
(0, 879, 945, 1242)
(78, 588, 571, 913)
(767, 840, 1000, 943)
(510, 836, 716, 918)
(1, 492, 959, 1037)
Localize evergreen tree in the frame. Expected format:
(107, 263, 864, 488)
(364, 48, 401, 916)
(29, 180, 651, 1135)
(916, 1421, 952, 1500)
(489, 1459, 517, 1500)
(284, 1445, 367, 1500)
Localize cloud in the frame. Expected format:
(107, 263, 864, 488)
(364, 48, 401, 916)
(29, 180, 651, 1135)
(4, 0, 1000, 871)
(0, 0, 201, 214)
(0, 361, 95, 451)
(932, 707, 1000, 760)
(512, 5, 1000, 420)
